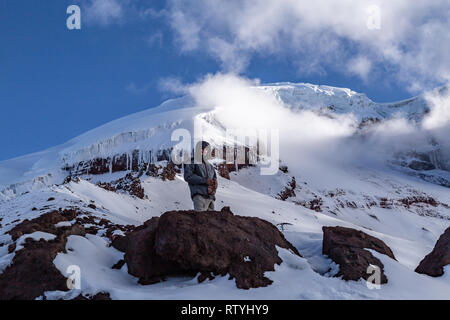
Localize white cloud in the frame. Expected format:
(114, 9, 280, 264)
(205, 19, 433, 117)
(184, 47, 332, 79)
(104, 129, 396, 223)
(422, 88, 450, 150)
(158, 76, 188, 95)
(165, 73, 385, 184)
(159, 72, 450, 183)
(164, 0, 450, 91)
(347, 56, 372, 82)
(169, 10, 201, 51)
(185, 73, 358, 168)
(84, 0, 124, 26)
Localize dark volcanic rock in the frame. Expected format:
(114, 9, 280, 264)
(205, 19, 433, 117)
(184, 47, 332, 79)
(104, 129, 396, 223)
(1, 209, 132, 300)
(294, 198, 324, 212)
(7, 243, 16, 253)
(73, 292, 112, 300)
(8, 211, 69, 241)
(112, 260, 126, 270)
(398, 196, 439, 208)
(124, 207, 301, 289)
(415, 227, 450, 277)
(97, 173, 146, 199)
(112, 154, 129, 173)
(63, 149, 177, 177)
(145, 162, 180, 181)
(124, 217, 186, 285)
(323, 227, 396, 258)
(110, 235, 129, 252)
(277, 177, 296, 201)
(0, 222, 86, 300)
(279, 165, 289, 173)
(408, 160, 436, 171)
(87, 158, 111, 175)
(160, 162, 180, 181)
(359, 117, 382, 129)
(217, 163, 231, 180)
(64, 145, 258, 179)
(322, 226, 396, 283)
(326, 246, 389, 283)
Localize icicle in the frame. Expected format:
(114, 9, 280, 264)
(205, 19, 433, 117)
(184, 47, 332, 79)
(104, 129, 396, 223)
(234, 145, 238, 172)
(257, 139, 260, 163)
(181, 150, 185, 173)
(130, 151, 133, 171)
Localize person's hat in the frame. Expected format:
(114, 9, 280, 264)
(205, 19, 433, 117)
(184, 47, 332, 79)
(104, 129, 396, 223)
(201, 141, 210, 150)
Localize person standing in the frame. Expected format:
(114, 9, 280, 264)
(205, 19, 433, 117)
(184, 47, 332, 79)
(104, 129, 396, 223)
(184, 141, 218, 211)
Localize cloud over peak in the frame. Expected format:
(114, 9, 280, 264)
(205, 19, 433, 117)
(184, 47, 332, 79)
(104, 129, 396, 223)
(164, 0, 450, 92)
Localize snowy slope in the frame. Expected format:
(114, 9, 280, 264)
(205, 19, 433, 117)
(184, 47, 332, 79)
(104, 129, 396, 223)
(0, 96, 197, 189)
(0, 82, 449, 300)
(1, 166, 448, 300)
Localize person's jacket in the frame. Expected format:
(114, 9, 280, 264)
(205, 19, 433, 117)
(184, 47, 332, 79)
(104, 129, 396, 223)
(184, 160, 218, 200)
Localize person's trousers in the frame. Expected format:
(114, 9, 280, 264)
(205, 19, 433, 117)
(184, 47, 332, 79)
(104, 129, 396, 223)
(193, 194, 215, 211)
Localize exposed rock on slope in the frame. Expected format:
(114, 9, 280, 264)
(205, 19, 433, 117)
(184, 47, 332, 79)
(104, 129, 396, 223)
(322, 226, 396, 284)
(7, 210, 78, 241)
(277, 177, 296, 201)
(97, 173, 146, 199)
(415, 227, 450, 277)
(123, 207, 301, 289)
(0, 211, 86, 300)
(217, 163, 231, 180)
(63, 149, 174, 177)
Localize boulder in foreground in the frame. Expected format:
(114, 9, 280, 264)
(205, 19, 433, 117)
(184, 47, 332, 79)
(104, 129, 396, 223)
(0, 211, 86, 300)
(322, 226, 396, 284)
(123, 207, 301, 289)
(415, 227, 450, 277)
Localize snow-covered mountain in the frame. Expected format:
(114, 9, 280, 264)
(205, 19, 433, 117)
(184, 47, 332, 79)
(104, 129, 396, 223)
(0, 82, 449, 300)
(260, 82, 430, 121)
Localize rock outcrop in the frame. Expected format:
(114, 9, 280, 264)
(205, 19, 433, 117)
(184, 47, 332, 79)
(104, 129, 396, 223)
(97, 173, 146, 199)
(217, 163, 231, 180)
(7, 210, 79, 241)
(277, 177, 296, 201)
(322, 226, 396, 284)
(415, 227, 450, 277)
(123, 207, 301, 289)
(63, 145, 256, 180)
(0, 211, 86, 300)
(63, 149, 174, 176)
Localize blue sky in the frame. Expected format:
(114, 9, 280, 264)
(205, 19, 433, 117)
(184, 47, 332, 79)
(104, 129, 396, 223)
(1, 1, 448, 161)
